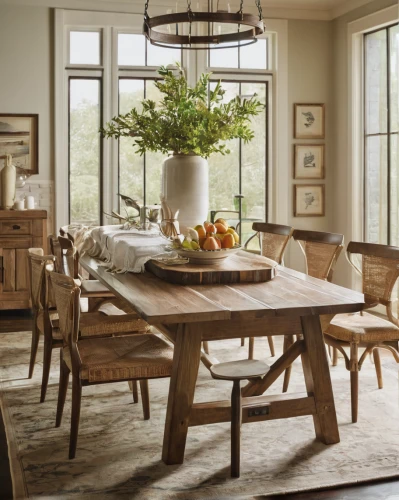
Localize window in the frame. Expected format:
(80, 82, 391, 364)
(60, 11, 271, 230)
(364, 24, 399, 245)
(69, 78, 102, 224)
(208, 80, 268, 246)
(209, 39, 268, 69)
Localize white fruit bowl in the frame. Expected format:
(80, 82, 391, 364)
(175, 245, 241, 265)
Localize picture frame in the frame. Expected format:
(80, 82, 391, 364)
(294, 144, 325, 179)
(294, 103, 325, 139)
(293, 184, 325, 217)
(0, 114, 39, 174)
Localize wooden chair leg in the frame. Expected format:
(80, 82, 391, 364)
(139, 380, 150, 420)
(132, 380, 139, 403)
(350, 342, 359, 423)
(28, 322, 40, 379)
(203, 341, 209, 355)
(241, 338, 245, 347)
(248, 337, 254, 360)
(231, 380, 241, 478)
(267, 336, 275, 357)
(56, 354, 70, 428)
(282, 335, 294, 393)
(373, 348, 383, 389)
(40, 339, 53, 403)
(332, 347, 338, 367)
(69, 377, 82, 460)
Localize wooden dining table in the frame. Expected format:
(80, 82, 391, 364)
(80, 252, 367, 465)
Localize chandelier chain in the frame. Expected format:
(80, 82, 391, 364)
(255, 0, 263, 21)
(238, 0, 244, 15)
(144, 0, 150, 18)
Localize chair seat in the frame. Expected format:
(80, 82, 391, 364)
(326, 311, 399, 343)
(63, 334, 173, 383)
(81, 280, 114, 297)
(210, 359, 269, 381)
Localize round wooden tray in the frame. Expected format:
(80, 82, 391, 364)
(146, 251, 277, 285)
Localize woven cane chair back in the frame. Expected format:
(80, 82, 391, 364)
(28, 249, 55, 311)
(347, 242, 399, 326)
(251, 222, 293, 265)
(49, 236, 66, 275)
(58, 236, 79, 279)
(293, 229, 344, 282)
(48, 271, 81, 344)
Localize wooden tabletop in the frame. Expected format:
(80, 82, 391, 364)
(80, 255, 366, 325)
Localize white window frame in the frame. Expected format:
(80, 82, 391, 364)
(55, 10, 288, 231)
(348, 5, 398, 289)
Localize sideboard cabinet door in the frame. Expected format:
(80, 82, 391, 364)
(0, 210, 47, 310)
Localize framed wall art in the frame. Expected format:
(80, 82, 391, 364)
(0, 114, 39, 174)
(294, 184, 325, 217)
(294, 144, 325, 179)
(294, 103, 325, 139)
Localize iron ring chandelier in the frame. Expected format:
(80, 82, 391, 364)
(143, 1, 265, 50)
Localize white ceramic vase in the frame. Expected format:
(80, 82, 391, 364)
(1, 154, 16, 210)
(161, 153, 209, 232)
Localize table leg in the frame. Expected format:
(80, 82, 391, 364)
(162, 322, 202, 465)
(300, 315, 340, 445)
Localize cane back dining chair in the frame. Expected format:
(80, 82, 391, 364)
(28, 249, 60, 402)
(28, 248, 149, 403)
(324, 241, 399, 423)
(49, 270, 174, 459)
(51, 235, 119, 307)
(282, 229, 344, 392)
(245, 222, 294, 360)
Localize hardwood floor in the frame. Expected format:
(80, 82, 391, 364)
(0, 312, 398, 499)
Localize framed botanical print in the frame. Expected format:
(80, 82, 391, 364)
(294, 144, 325, 179)
(0, 114, 39, 174)
(294, 184, 325, 217)
(294, 103, 325, 139)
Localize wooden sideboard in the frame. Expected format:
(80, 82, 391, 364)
(0, 210, 47, 310)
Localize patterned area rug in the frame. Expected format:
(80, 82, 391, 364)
(1, 330, 399, 499)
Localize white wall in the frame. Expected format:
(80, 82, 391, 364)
(285, 19, 333, 271)
(332, 0, 398, 287)
(0, 5, 53, 182)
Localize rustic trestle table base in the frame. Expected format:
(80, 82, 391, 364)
(80, 254, 367, 465)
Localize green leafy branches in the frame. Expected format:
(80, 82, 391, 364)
(100, 64, 264, 158)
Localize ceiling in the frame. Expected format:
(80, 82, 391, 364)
(3, 0, 376, 21)
(260, 0, 376, 18)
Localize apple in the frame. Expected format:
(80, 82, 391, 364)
(222, 233, 235, 249)
(214, 222, 228, 234)
(203, 236, 219, 250)
(199, 237, 207, 249)
(215, 218, 229, 229)
(194, 224, 206, 239)
(204, 221, 216, 233)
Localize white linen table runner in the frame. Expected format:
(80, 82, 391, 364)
(86, 225, 172, 273)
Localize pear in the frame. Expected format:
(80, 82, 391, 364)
(191, 240, 200, 250)
(171, 237, 182, 249)
(185, 227, 199, 241)
(182, 238, 192, 250)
